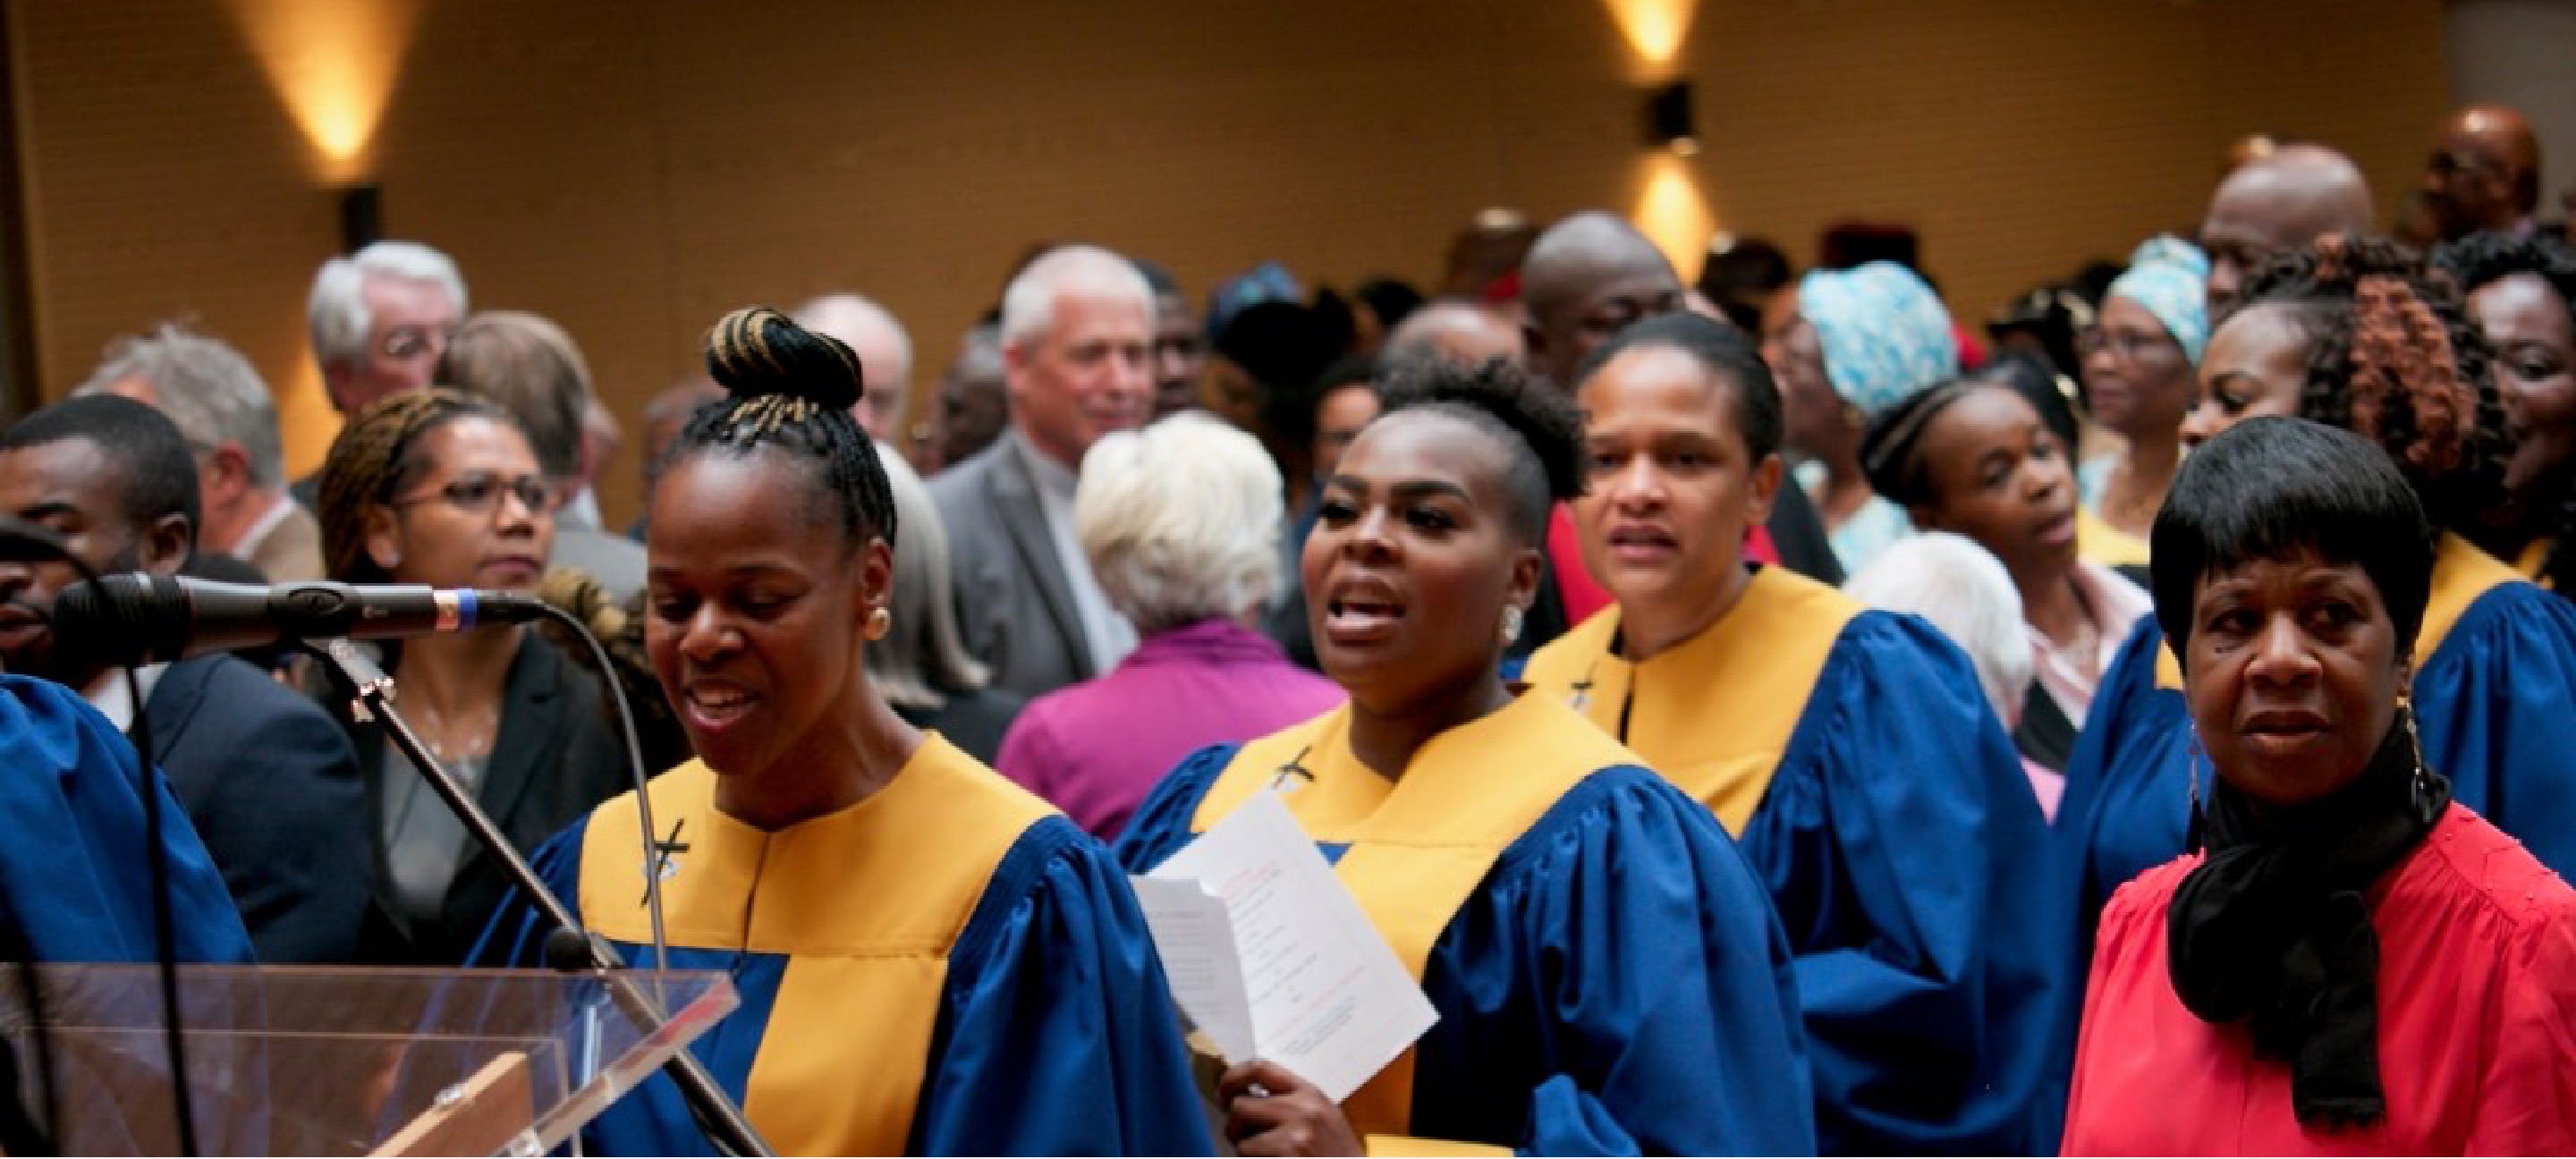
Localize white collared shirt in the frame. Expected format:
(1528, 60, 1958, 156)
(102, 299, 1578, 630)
(81, 664, 170, 735)
(228, 494, 298, 562)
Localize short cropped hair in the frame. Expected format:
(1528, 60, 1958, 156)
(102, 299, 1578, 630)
(2151, 415, 2435, 664)
(1076, 412, 1284, 633)
(307, 241, 468, 369)
(73, 324, 284, 488)
(1844, 531, 2032, 723)
(0, 394, 202, 549)
(1000, 245, 1154, 351)
(440, 310, 592, 478)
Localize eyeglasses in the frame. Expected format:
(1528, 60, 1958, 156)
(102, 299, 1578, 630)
(2077, 328, 2175, 362)
(391, 473, 558, 517)
(377, 324, 456, 362)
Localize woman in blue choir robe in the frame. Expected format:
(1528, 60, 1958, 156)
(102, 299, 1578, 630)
(0, 672, 251, 965)
(1518, 315, 2070, 1155)
(2063, 236, 2576, 929)
(479, 309, 1210, 1156)
(1118, 358, 1815, 1156)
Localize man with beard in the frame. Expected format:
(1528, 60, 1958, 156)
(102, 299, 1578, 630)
(0, 396, 366, 962)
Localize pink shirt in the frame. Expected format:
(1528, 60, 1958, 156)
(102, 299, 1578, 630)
(2063, 804, 2576, 1155)
(996, 619, 1343, 840)
(2030, 561, 2152, 732)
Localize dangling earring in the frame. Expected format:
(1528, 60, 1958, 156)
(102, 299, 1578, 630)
(864, 606, 892, 641)
(2184, 723, 2209, 853)
(2398, 691, 2434, 812)
(1498, 604, 1524, 647)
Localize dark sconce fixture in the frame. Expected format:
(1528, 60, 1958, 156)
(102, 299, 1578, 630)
(1646, 80, 1699, 157)
(339, 183, 384, 254)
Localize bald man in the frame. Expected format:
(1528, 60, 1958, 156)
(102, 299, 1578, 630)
(1521, 211, 1686, 385)
(1381, 299, 1527, 368)
(2200, 143, 2377, 311)
(793, 293, 915, 439)
(2422, 105, 2543, 243)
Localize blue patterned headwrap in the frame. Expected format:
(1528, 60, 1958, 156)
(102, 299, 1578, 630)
(2106, 236, 2211, 364)
(1798, 261, 1961, 417)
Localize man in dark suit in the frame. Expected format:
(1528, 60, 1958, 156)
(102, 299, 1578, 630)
(0, 395, 369, 963)
(932, 245, 1157, 698)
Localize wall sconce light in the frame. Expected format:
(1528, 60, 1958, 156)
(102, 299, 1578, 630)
(1646, 80, 1698, 157)
(339, 183, 382, 254)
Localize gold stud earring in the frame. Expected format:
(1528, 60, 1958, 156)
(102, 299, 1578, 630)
(864, 606, 892, 640)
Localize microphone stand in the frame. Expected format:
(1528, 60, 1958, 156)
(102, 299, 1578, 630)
(308, 639, 772, 1157)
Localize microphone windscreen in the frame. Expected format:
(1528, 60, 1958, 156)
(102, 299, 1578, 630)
(48, 574, 190, 668)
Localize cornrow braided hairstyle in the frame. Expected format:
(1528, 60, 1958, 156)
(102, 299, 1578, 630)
(2433, 232, 2576, 593)
(317, 387, 515, 584)
(1374, 356, 1585, 546)
(2233, 234, 2511, 541)
(655, 307, 896, 550)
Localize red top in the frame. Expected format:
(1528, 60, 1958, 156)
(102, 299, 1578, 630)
(2062, 803, 2576, 1155)
(1545, 503, 1778, 627)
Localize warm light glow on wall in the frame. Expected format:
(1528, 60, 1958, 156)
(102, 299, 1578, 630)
(278, 350, 341, 479)
(1602, 0, 1700, 71)
(1635, 153, 1716, 278)
(223, 0, 424, 182)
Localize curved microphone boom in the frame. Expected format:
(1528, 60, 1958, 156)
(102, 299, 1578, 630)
(49, 574, 549, 667)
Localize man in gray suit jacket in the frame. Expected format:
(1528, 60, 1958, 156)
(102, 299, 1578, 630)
(932, 246, 1157, 699)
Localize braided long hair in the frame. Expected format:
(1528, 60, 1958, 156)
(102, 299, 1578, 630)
(2432, 231, 2576, 592)
(652, 307, 896, 548)
(316, 387, 517, 584)
(2232, 234, 2511, 543)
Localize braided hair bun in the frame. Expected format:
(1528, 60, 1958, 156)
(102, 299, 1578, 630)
(657, 307, 897, 545)
(705, 306, 866, 411)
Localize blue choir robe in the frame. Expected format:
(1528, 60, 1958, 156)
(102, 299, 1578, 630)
(479, 734, 1214, 1156)
(1115, 693, 1816, 1156)
(0, 673, 250, 965)
(2061, 533, 2576, 929)
(1521, 565, 2071, 1155)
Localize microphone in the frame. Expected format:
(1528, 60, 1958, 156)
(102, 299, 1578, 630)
(48, 573, 551, 667)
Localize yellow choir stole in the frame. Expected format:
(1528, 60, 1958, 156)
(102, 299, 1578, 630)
(1193, 694, 1639, 1146)
(1521, 566, 1858, 833)
(576, 737, 1053, 1155)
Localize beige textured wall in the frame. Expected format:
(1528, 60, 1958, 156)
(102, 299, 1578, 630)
(10, 0, 2449, 528)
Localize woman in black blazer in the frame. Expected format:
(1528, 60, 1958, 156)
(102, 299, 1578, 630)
(308, 389, 631, 965)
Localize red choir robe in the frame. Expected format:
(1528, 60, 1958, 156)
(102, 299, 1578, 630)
(2063, 803, 2576, 1155)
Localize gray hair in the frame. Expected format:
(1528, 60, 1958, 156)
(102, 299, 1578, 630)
(306, 241, 468, 369)
(1000, 246, 1154, 351)
(793, 294, 914, 388)
(865, 444, 991, 710)
(72, 324, 284, 487)
(1843, 531, 2033, 724)
(1076, 411, 1283, 634)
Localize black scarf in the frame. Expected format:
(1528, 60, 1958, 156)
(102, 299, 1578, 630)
(2165, 710, 2450, 1129)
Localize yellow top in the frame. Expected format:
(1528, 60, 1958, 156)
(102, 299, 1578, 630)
(576, 736, 1054, 1155)
(2516, 536, 2555, 589)
(1520, 566, 1860, 833)
(2155, 532, 2523, 690)
(2079, 505, 2152, 569)
(1197, 694, 1640, 1150)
